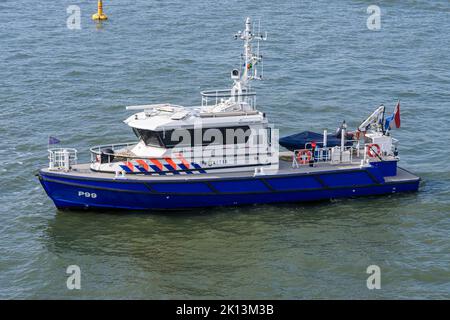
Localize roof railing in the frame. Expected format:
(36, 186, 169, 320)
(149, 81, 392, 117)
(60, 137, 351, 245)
(200, 89, 256, 108)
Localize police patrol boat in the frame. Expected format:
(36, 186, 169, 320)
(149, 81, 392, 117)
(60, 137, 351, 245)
(37, 17, 420, 211)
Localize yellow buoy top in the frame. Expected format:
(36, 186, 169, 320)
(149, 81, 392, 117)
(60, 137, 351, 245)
(92, 0, 108, 21)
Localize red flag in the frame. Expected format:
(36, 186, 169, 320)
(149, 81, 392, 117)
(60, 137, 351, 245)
(394, 101, 401, 128)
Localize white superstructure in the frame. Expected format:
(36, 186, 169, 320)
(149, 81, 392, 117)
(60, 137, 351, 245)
(90, 17, 278, 175)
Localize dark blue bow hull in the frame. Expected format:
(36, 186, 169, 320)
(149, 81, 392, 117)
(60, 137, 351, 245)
(38, 162, 420, 211)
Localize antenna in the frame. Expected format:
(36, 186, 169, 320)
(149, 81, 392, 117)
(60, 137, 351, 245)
(232, 17, 267, 87)
(228, 17, 267, 110)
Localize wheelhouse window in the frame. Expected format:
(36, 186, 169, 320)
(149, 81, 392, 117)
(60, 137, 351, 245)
(161, 126, 251, 148)
(133, 126, 252, 148)
(132, 128, 164, 147)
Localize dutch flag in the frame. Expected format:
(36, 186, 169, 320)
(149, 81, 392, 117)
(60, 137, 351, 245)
(385, 101, 401, 131)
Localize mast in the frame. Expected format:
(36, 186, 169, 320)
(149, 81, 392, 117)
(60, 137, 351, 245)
(232, 17, 267, 106)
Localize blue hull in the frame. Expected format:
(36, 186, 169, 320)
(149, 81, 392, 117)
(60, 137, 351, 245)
(38, 163, 420, 211)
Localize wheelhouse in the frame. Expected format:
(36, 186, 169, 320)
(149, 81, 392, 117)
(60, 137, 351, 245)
(132, 126, 254, 148)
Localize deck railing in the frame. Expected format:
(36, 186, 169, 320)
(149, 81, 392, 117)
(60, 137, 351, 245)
(90, 142, 136, 154)
(89, 142, 278, 166)
(292, 141, 374, 168)
(89, 142, 137, 163)
(48, 148, 78, 171)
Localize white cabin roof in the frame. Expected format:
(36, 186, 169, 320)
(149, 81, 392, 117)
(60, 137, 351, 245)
(124, 105, 266, 131)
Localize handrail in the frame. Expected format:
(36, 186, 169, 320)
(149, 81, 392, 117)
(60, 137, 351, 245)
(89, 142, 137, 155)
(89, 142, 276, 164)
(48, 148, 78, 171)
(200, 89, 257, 109)
(291, 143, 372, 168)
(200, 89, 256, 98)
